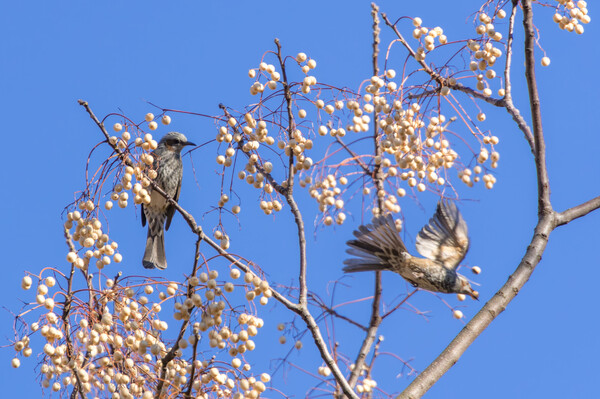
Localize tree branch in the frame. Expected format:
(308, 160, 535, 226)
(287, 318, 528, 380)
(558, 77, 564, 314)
(397, 4, 559, 396)
(62, 229, 86, 399)
(77, 100, 300, 312)
(346, 4, 384, 392)
(380, 12, 504, 108)
(155, 237, 202, 398)
(398, 213, 557, 398)
(80, 98, 358, 399)
(522, 0, 551, 213)
(555, 195, 600, 227)
(274, 39, 309, 308)
(502, 0, 536, 151)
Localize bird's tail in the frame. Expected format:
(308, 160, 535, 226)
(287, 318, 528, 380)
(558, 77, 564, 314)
(343, 214, 407, 273)
(143, 227, 167, 270)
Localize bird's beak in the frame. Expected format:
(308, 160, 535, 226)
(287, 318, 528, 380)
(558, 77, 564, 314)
(185, 141, 196, 147)
(470, 290, 479, 301)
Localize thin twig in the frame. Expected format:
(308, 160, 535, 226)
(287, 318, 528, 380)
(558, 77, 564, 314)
(381, 288, 418, 320)
(62, 229, 86, 399)
(334, 137, 372, 176)
(317, 303, 368, 332)
(502, 0, 536, 151)
(346, 4, 384, 392)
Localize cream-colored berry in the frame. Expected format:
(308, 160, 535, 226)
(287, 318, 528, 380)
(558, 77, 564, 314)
(113, 123, 123, 132)
(148, 121, 158, 130)
(37, 284, 48, 295)
(472, 266, 482, 274)
(161, 115, 171, 125)
(145, 113, 155, 122)
(220, 237, 230, 250)
(229, 268, 241, 280)
(21, 276, 32, 289)
(453, 309, 464, 319)
(541, 56, 551, 67)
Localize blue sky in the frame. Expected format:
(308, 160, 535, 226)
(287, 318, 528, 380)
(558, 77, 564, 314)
(1, 1, 598, 398)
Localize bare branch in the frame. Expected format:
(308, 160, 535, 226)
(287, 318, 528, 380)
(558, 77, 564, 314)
(334, 137, 372, 177)
(347, 4, 384, 391)
(298, 307, 359, 399)
(273, 39, 310, 308)
(555, 195, 600, 227)
(398, 213, 557, 398)
(379, 12, 504, 108)
(522, 0, 551, 213)
(155, 237, 202, 398)
(397, 4, 560, 396)
(271, 39, 359, 398)
(501, 0, 536, 151)
(62, 229, 86, 399)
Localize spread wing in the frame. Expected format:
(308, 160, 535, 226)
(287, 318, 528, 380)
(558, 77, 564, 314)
(164, 179, 181, 231)
(415, 200, 469, 269)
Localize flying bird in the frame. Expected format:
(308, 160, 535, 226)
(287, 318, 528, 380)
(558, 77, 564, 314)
(343, 200, 478, 299)
(142, 132, 195, 269)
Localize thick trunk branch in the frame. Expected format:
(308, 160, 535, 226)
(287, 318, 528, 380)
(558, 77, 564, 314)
(398, 213, 557, 398)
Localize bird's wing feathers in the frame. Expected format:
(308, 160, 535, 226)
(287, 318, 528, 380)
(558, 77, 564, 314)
(415, 200, 469, 269)
(164, 179, 181, 231)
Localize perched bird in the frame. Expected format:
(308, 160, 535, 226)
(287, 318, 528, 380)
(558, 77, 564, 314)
(343, 200, 478, 300)
(141, 132, 195, 269)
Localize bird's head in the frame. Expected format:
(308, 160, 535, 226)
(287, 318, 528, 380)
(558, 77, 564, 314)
(457, 275, 479, 300)
(159, 132, 196, 153)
